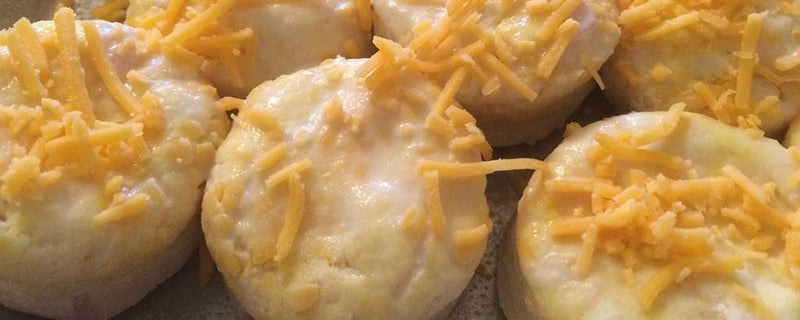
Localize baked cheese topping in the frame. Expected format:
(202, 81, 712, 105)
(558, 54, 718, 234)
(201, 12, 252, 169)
(363, 36, 554, 243)
(0, 8, 228, 297)
(201, 53, 555, 318)
(605, 0, 800, 136)
(0, 9, 156, 204)
(372, 0, 620, 145)
(126, 0, 373, 97)
(514, 109, 800, 318)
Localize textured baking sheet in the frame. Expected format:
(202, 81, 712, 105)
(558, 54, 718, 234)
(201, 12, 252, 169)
(0, 2, 619, 319)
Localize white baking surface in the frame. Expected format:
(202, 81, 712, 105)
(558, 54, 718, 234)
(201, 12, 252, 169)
(0, 1, 618, 318)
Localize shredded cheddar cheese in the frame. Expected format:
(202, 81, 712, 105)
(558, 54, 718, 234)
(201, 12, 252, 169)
(543, 109, 796, 312)
(632, 103, 685, 146)
(265, 158, 312, 187)
(536, 19, 580, 79)
(94, 193, 149, 224)
(635, 11, 700, 41)
(453, 223, 492, 248)
(55, 8, 96, 124)
(0, 9, 178, 233)
(140, 0, 257, 88)
(13, 18, 49, 80)
(649, 63, 672, 82)
(594, 133, 685, 170)
(617, 1, 782, 133)
(576, 223, 599, 277)
(735, 12, 765, 110)
(417, 158, 550, 178)
(274, 172, 306, 261)
(160, 0, 237, 46)
(536, 0, 582, 41)
(423, 170, 448, 237)
(256, 143, 288, 172)
(6, 30, 47, 104)
(0, 156, 41, 200)
(83, 22, 143, 116)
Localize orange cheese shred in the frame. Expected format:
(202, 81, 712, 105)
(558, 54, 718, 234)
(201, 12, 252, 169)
(274, 172, 306, 261)
(735, 12, 766, 110)
(6, 30, 47, 104)
(537, 19, 580, 79)
(94, 193, 149, 224)
(638, 260, 685, 310)
(82, 22, 143, 116)
(256, 143, 288, 172)
(160, 0, 238, 47)
(266, 160, 312, 187)
(423, 170, 448, 237)
(478, 53, 538, 101)
(576, 223, 599, 277)
(0, 156, 41, 200)
(417, 158, 550, 178)
(632, 103, 685, 146)
(593, 133, 685, 170)
(535, 0, 582, 41)
(54, 8, 96, 124)
(13, 18, 49, 80)
(453, 223, 492, 248)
